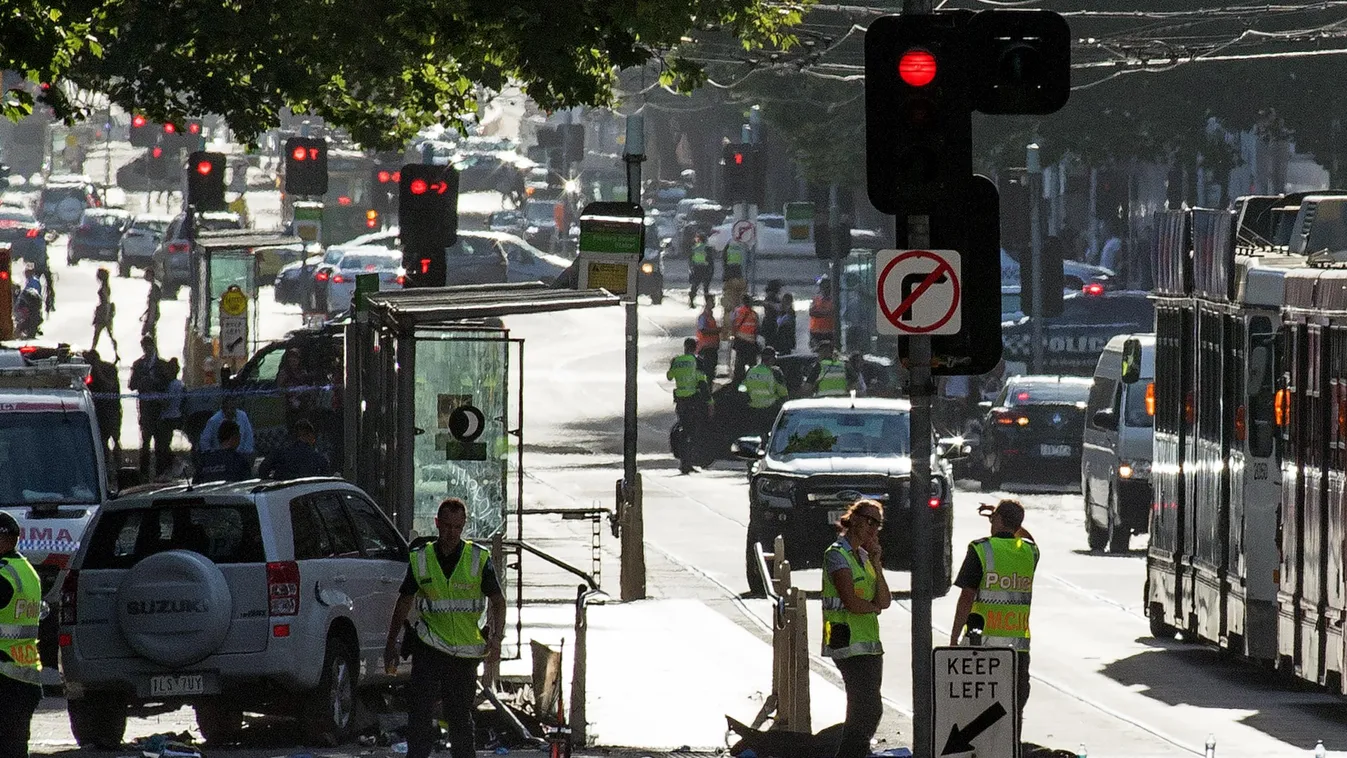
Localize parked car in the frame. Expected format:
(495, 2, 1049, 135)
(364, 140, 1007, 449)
(1082, 334, 1155, 553)
(483, 230, 570, 284)
(320, 246, 404, 314)
(275, 246, 345, 308)
(0, 205, 48, 271)
(67, 208, 133, 264)
(971, 375, 1093, 490)
(37, 175, 101, 232)
(1001, 290, 1155, 376)
(59, 479, 409, 748)
(255, 243, 308, 282)
(487, 209, 529, 238)
(117, 214, 172, 276)
(340, 228, 508, 286)
(522, 199, 562, 252)
(156, 210, 246, 298)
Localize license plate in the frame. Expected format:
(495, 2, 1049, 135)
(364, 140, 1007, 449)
(1040, 444, 1072, 457)
(827, 509, 846, 524)
(149, 673, 204, 697)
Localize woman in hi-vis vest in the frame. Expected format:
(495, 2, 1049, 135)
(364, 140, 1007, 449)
(821, 500, 893, 758)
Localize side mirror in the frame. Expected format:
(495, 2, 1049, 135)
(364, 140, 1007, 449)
(1120, 337, 1143, 384)
(731, 435, 764, 460)
(1092, 409, 1118, 431)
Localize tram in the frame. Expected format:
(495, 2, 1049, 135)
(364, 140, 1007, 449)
(1145, 189, 1347, 693)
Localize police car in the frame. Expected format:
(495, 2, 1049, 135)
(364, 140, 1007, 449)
(0, 343, 112, 676)
(1001, 290, 1154, 376)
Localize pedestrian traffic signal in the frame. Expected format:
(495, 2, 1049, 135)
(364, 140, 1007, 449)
(129, 114, 156, 148)
(721, 143, 766, 206)
(186, 151, 226, 212)
(399, 163, 459, 287)
(865, 11, 974, 216)
(371, 165, 400, 216)
(967, 10, 1071, 115)
(284, 136, 329, 196)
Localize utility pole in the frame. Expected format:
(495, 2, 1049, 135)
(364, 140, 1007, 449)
(1028, 143, 1044, 374)
(620, 114, 647, 601)
(828, 183, 843, 351)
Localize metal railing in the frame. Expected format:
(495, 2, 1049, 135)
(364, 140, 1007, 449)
(751, 536, 811, 735)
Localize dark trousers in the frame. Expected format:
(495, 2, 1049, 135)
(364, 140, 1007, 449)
(0, 674, 43, 758)
(698, 346, 719, 380)
(834, 654, 884, 758)
(407, 638, 480, 758)
(1016, 651, 1031, 744)
(689, 265, 712, 305)
(139, 422, 173, 477)
(732, 339, 759, 385)
(724, 264, 744, 283)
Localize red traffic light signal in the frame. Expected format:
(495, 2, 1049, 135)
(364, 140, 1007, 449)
(151, 146, 163, 159)
(132, 115, 147, 128)
(409, 178, 428, 195)
(162, 123, 176, 134)
(733, 152, 744, 165)
(187, 121, 201, 135)
(899, 49, 938, 87)
(186, 151, 226, 211)
(377, 170, 391, 183)
(283, 137, 328, 195)
(195, 160, 213, 175)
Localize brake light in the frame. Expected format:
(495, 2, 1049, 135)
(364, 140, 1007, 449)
(168, 241, 190, 254)
(1145, 382, 1155, 417)
(60, 570, 78, 625)
(337, 196, 352, 206)
(25, 228, 38, 238)
(1015, 391, 1030, 402)
(1016, 416, 1029, 426)
(314, 270, 329, 282)
(928, 497, 940, 509)
(84, 373, 93, 386)
(1082, 282, 1105, 296)
(396, 275, 406, 286)
(267, 561, 300, 616)
(331, 274, 346, 284)
(993, 411, 1027, 426)
(17, 345, 38, 356)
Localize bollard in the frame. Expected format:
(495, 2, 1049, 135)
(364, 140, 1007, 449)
(763, 536, 811, 736)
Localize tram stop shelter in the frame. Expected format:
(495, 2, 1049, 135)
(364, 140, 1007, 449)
(344, 282, 622, 541)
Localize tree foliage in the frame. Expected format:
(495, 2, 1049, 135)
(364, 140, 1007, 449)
(2, 0, 802, 148)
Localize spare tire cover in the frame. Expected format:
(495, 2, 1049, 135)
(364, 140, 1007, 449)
(117, 550, 233, 668)
(57, 197, 83, 223)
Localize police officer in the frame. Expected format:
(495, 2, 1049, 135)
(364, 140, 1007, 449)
(688, 234, 713, 308)
(809, 276, 836, 351)
(724, 238, 747, 283)
(0, 511, 43, 758)
(385, 498, 506, 758)
(743, 347, 788, 437)
(809, 341, 850, 397)
(696, 294, 721, 379)
(730, 296, 760, 386)
(948, 499, 1038, 743)
(668, 338, 711, 474)
(822, 500, 891, 758)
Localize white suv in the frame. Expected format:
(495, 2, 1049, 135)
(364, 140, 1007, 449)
(59, 478, 409, 747)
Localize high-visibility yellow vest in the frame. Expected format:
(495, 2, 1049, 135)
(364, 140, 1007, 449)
(743, 364, 786, 409)
(821, 542, 882, 659)
(691, 243, 710, 266)
(0, 553, 42, 685)
(668, 354, 703, 399)
(410, 542, 489, 658)
(725, 242, 746, 266)
(816, 359, 848, 396)
(968, 536, 1037, 650)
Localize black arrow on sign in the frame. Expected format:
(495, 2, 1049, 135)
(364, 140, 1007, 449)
(941, 701, 1008, 755)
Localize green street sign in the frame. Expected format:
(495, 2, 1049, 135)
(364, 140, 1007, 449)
(578, 201, 644, 259)
(785, 201, 815, 243)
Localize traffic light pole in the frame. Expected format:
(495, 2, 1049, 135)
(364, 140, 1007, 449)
(620, 116, 647, 602)
(828, 184, 843, 351)
(1027, 143, 1045, 374)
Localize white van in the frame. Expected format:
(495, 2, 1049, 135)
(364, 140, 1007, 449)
(1081, 334, 1154, 553)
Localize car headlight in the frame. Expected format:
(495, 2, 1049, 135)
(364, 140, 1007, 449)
(755, 476, 796, 500)
(526, 225, 539, 235)
(1118, 460, 1151, 479)
(641, 262, 654, 274)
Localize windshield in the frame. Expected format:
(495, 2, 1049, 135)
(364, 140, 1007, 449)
(135, 219, 170, 233)
(0, 410, 101, 506)
(1124, 381, 1154, 427)
(340, 254, 399, 270)
(1004, 382, 1091, 406)
(0, 210, 33, 224)
(525, 203, 557, 223)
(770, 409, 910, 456)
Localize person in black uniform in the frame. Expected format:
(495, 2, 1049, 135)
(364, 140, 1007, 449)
(193, 420, 252, 483)
(259, 419, 331, 479)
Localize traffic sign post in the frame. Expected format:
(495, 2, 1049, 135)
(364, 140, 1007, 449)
(933, 647, 1020, 758)
(875, 249, 962, 336)
(575, 202, 644, 299)
(218, 285, 249, 362)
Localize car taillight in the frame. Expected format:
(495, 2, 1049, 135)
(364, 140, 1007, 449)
(331, 274, 346, 284)
(267, 561, 300, 616)
(168, 241, 190, 254)
(315, 270, 329, 282)
(17, 345, 38, 356)
(1082, 282, 1105, 296)
(994, 411, 1027, 426)
(396, 275, 406, 286)
(60, 570, 78, 625)
(25, 228, 38, 238)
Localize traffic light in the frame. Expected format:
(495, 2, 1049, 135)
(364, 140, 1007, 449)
(562, 123, 585, 164)
(284, 137, 329, 196)
(967, 10, 1071, 115)
(721, 143, 766, 206)
(865, 11, 973, 216)
(815, 219, 853, 260)
(186, 151, 226, 211)
(399, 163, 459, 287)
(129, 114, 156, 147)
(371, 165, 400, 216)
(536, 126, 561, 149)
(898, 175, 1002, 375)
(0, 246, 11, 340)
(1019, 232, 1065, 318)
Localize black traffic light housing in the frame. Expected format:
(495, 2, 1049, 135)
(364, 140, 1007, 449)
(186, 151, 226, 212)
(129, 115, 156, 148)
(284, 136, 329, 196)
(721, 143, 766, 207)
(399, 163, 459, 287)
(1019, 230, 1065, 318)
(371, 165, 400, 217)
(968, 10, 1071, 115)
(865, 11, 973, 217)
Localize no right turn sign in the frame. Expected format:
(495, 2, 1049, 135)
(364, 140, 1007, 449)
(875, 248, 963, 336)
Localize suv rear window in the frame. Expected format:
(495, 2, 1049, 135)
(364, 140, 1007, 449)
(83, 504, 264, 569)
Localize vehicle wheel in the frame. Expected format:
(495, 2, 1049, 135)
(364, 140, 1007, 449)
(745, 533, 766, 597)
(195, 701, 245, 744)
(1148, 607, 1178, 640)
(1086, 496, 1109, 552)
(69, 695, 128, 749)
(302, 637, 357, 746)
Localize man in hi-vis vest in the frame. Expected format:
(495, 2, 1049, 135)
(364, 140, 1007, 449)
(0, 511, 42, 758)
(386, 498, 506, 758)
(949, 499, 1038, 744)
